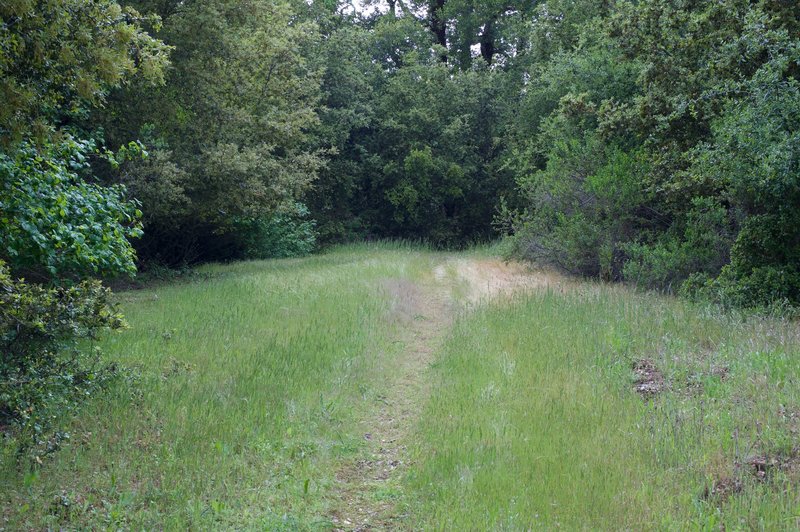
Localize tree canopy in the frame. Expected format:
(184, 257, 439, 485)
(3, 0, 799, 302)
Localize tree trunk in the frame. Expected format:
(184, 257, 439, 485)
(480, 18, 496, 65)
(430, 0, 447, 62)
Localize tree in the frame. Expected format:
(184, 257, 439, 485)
(98, 0, 326, 263)
(0, 0, 170, 143)
(443, 0, 539, 67)
(0, 0, 169, 277)
(506, 0, 800, 307)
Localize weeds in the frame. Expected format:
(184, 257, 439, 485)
(2, 247, 798, 529)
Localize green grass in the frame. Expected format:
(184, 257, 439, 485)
(2, 245, 799, 529)
(407, 284, 800, 529)
(1, 244, 435, 529)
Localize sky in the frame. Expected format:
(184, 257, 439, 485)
(352, 0, 386, 16)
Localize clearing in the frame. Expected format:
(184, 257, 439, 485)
(2, 245, 799, 530)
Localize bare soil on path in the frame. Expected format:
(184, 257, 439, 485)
(329, 258, 557, 530)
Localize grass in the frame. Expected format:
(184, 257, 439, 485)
(0, 244, 435, 529)
(406, 283, 800, 529)
(2, 244, 799, 529)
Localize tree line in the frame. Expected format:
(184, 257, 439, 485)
(1, 0, 799, 452)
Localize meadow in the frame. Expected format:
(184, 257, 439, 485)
(2, 244, 799, 529)
(408, 283, 800, 529)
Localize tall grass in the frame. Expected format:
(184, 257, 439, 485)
(407, 285, 800, 529)
(3, 246, 798, 529)
(0, 245, 433, 529)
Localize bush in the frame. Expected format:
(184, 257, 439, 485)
(686, 265, 800, 311)
(509, 3, 800, 311)
(234, 203, 317, 260)
(514, 99, 651, 280)
(0, 261, 125, 458)
(679, 39, 800, 308)
(0, 137, 143, 278)
(623, 198, 732, 292)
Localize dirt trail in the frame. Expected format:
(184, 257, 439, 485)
(329, 258, 555, 530)
(452, 258, 560, 304)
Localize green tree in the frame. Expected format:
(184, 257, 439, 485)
(306, 6, 521, 246)
(100, 0, 325, 263)
(0, 0, 169, 453)
(0, 0, 170, 143)
(507, 0, 800, 307)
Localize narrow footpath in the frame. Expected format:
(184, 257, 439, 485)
(329, 258, 555, 530)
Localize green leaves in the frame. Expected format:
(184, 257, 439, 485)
(96, 0, 325, 263)
(0, 0, 171, 143)
(507, 0, 800, 307)
(0, 137, 143, 279)
(0, 0, 166, 460)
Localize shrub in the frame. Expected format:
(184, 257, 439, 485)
(0, 261, 126, 458)
(234, 203, 317, 260)
(0, 137, 143, 279)
(510, 3, 800, 311)
(0, 137, 143, 458)
(514, 101, 651, 280)
(623, 198, 732, 292)
(680, 37, 800, 307)
(687, 266, 800, 311)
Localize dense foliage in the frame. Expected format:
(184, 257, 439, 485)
(0, 261, 125, 457)
(1, 0, 799, 455)
(0, 0, 170, 143)
(1, 0, 168, 452)
(505, 0, 800, 308)
(97, 0, 326, 263)
(0, 137, 143, 278)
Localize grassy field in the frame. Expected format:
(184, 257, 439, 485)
(1, 244, 436, 529)
(406, 285, 800, 529)
(2, 244, 799, 529)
